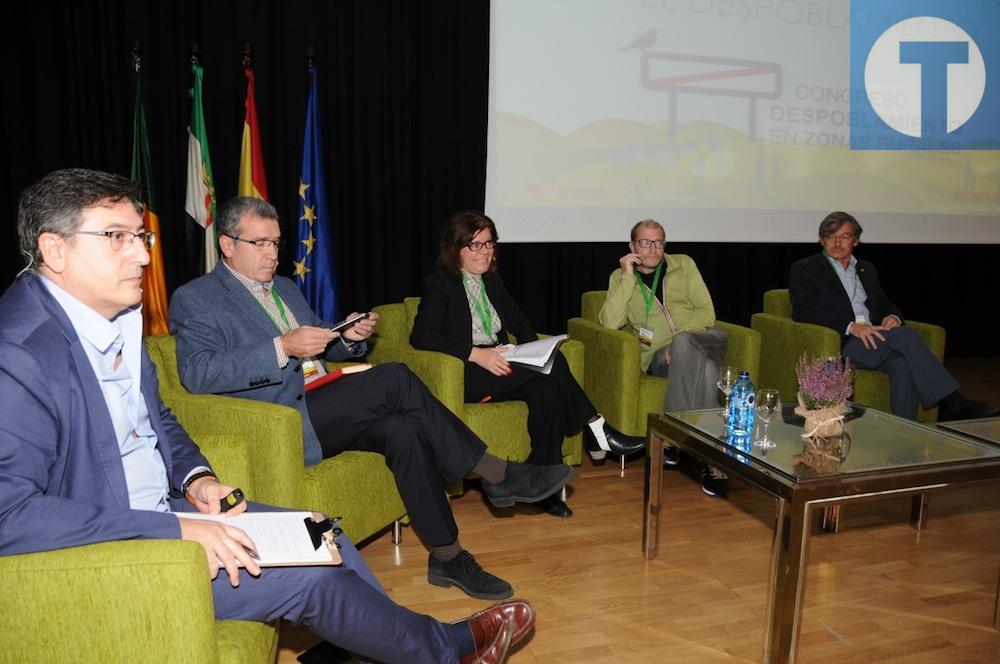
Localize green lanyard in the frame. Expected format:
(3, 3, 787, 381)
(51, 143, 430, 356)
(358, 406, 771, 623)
(462, 273, 494, 338)
(634, 260, 665, 321)
(257, 286, 292, 332)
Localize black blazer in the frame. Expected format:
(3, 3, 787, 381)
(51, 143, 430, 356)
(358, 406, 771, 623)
(410, 269, 538, 361)
(789, 252, 903, 344)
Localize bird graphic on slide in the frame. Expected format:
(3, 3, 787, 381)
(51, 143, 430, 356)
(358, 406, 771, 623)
(619, 28, 658, 53)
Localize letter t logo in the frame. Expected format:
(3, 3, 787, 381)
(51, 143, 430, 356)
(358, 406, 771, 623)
(899, 41, 968, 137)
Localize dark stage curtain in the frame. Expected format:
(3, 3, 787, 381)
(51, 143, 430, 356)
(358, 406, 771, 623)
(1, 1, 995, 356)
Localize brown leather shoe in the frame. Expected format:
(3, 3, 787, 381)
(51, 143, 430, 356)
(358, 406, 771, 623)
(461, 599, 535, 653)
(458, 612, 512, 664)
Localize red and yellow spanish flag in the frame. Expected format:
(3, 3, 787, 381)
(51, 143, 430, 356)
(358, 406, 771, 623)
(238, 66, 269, 200)
(131, 51, 169, 336)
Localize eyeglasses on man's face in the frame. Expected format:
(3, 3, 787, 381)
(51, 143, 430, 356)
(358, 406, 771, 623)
(466, 240, 496, 252)
(823, 233, 856, 244)
(224, 234, 285, 250)
(633, 238, 665, 249)
(73, 229, 156, 251)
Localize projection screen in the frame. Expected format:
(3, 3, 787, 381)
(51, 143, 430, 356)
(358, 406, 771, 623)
(485, 0, 1000, 243)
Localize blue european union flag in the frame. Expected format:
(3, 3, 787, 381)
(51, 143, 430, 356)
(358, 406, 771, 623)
(294, 66, 341, 321)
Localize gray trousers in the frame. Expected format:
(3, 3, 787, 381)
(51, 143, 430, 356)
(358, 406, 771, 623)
(649, 329, 729, 412)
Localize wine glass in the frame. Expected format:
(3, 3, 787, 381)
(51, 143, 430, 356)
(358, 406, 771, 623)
(717, 365, 737, 418)
(754, 388, 780, 449)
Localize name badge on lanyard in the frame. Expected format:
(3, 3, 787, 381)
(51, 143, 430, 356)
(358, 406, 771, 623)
(635, 260, 664, 349)
(638, 326, 655, 347)
(302, 359, 320, 378)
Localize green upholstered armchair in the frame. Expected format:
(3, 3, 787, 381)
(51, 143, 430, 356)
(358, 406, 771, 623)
(0, 432, 280, 664)
(369, 298, 583, 466)
(750, 289, 946, 423)
(144, 335, 407, 545)
(567, 290, 762, 439)
(0, 539, 278, 664)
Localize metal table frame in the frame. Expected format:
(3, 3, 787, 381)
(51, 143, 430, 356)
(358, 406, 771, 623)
(643, 410, 1000, 664)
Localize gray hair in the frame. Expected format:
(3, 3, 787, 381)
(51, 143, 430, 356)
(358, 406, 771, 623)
(17, 169, 142, 269)
(819, 211, 863, 239)
(217, 196, 279, 238)
(630, 219, 665, 242)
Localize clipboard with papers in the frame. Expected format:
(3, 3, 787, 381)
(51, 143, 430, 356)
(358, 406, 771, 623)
(177, 511, 343, 567)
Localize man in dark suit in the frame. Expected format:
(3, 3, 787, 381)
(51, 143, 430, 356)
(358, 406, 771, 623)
(170, 196, 573, 601)
(789, 211, 996, 421)
(0, 168, 534, 663)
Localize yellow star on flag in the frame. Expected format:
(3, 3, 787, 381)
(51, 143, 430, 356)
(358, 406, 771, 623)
(300, 233, 316, 254)
(292, 258, 311, 279)
(300, 204, 316, 227)
(299, 179, 310, 199)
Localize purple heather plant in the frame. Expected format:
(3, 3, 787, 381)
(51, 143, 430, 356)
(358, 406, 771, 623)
(796, 353, 854, 409)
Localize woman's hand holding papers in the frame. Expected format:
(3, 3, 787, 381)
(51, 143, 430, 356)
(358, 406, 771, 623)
(469, 346, 512, 377)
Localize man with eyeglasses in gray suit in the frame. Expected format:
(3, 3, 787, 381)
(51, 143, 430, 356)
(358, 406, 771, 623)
(170, 196, 574, 603)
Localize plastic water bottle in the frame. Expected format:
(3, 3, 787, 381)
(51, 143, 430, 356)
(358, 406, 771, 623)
(726, 430, 753, 464)
(727, 370, 756, 437)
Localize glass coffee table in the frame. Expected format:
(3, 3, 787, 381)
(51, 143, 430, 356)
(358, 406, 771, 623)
(643, 405, 1000, 664)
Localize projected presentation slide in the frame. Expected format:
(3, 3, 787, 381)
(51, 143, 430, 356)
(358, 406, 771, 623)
(486, 0, 1000, 243)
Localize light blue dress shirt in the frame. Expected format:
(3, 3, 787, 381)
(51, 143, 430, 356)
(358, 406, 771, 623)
(825, 254, 870, 332)
(40, 276, 170, 512)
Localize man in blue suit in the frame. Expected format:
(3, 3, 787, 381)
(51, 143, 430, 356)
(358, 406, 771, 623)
(789, 211, 997, 421)
(170, 196, 573, 601)
(0, 168, 533, 664)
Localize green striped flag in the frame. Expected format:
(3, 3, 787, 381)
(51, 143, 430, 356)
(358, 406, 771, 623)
(184, 57, 218, 272)
(130, 50, 169, 335)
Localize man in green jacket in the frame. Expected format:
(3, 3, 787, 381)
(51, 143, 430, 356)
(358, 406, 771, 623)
(598, 219, 730, 496)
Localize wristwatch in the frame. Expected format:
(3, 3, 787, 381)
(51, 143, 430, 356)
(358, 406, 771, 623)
(182, 470, 217, 497)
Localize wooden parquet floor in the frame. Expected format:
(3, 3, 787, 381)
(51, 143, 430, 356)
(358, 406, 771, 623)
(277, 461, 1000, 663)
(277, 360, 1000, 663)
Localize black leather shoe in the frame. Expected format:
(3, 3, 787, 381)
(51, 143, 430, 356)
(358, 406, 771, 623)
(538, 495, 572, 518)
(583, 422, 646, 457)
(482, 462, 574, 508)
(939, 393, 1000, 421)
(959, 400, 1000, 420)
(428, 551, 513, 600)
(296, 641, 353, 664)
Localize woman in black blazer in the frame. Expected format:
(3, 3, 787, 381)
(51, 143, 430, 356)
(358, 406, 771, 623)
(411, 211, 643, 518)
